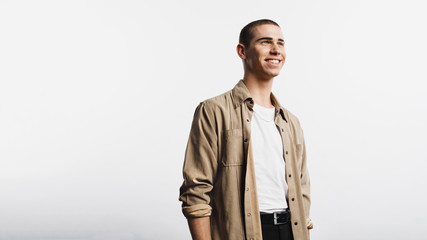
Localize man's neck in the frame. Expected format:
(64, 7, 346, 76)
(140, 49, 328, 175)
(243, 74, 275, 108)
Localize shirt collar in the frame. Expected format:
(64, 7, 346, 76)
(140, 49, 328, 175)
(232, 80, 288, 122)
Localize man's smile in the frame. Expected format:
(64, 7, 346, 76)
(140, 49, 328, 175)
(265, 58, 282, 65)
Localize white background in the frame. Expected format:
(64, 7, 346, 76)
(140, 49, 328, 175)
(1, 0, 427, 239)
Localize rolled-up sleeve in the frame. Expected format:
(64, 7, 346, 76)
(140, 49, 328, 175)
(179, 102, 218, 218)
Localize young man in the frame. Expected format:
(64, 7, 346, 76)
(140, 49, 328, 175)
(179, 19, 312, 240)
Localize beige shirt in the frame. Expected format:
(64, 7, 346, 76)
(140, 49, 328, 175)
(179, 80, 313, 240)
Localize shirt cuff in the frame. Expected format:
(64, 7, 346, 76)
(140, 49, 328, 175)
(182, 204, 212, 218)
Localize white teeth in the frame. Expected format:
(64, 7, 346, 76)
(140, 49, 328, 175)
(268, 60, 279, 63)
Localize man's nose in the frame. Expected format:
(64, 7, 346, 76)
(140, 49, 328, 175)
(270, 44, 280, 55)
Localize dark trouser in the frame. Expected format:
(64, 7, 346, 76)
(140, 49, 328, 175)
(260, 211, 294, 240)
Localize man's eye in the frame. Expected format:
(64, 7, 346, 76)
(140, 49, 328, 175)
(261, 41, 270, 44)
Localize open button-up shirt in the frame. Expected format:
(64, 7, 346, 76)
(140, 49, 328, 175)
(179, 80, 313, 240)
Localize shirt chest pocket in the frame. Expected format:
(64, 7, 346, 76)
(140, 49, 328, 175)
(292, 134, 304, 168)
(295, 143, 303, 162)
(221, 129, 244, 167)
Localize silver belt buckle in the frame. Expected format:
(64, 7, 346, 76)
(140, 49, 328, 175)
(273, 212, 285, 225)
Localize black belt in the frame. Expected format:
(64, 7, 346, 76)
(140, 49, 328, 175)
(260, 209, 291, 225)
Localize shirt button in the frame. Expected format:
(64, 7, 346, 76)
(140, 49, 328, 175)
(247, 213, 251, 217)
(294, 222, 298, 225)
(285, 151, 288, 155)
(244, 138, 248, 142)
(288, 174, 292, 178)
(292, 198, 295, 201)
(246, 187, 249, 191)
(281, 128, 284, 132)
(247, 119, 250, 122)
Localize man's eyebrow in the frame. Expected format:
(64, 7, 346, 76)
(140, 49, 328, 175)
(255, 37, 285, 42)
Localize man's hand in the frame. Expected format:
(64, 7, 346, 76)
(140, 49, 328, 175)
(187, 217, 211, 240)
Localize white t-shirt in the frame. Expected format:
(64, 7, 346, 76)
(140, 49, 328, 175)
(251, 103, 288, 213)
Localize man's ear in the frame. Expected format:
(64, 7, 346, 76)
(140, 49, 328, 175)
(236, 43, 246, 60)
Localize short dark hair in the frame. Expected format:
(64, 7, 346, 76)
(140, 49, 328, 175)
(239, 19, 280, 47)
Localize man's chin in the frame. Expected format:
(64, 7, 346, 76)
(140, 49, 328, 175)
(254, 70, 281, 81)
(266, 68, 282, 77)
(267, 71, 281, 78)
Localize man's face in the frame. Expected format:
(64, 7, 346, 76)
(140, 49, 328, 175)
(243, 24, 286, 80)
